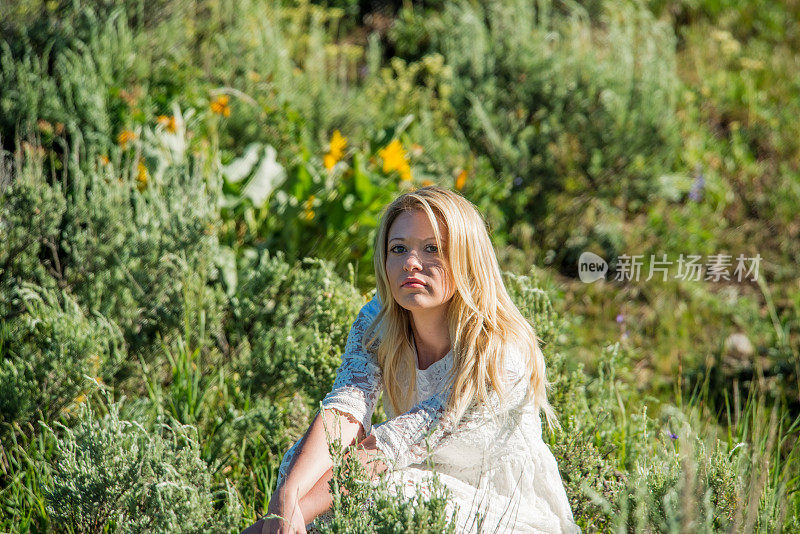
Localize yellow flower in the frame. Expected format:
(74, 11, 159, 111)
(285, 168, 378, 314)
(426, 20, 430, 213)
(74, 393, 87, 405)
(323, 153, 338, 170)
(303, 195, 315, 220)
(421, 179, 435, 187)
(455, 169, 468, 190)
(329, 130, 347, 158)
(378, 139, 412, 181)
(210, 94, 231, 117)
(324, 130, 348, 170)
(98, 155, 110, 166)
(157, 115, 177, 133)
(117, 130, 136, 149)
(137, 160, 148, 191)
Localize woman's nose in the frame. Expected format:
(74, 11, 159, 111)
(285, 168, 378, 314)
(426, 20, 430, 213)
(403, 252, 422, 271)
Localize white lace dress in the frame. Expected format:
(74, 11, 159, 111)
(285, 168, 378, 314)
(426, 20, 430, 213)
(276, 294, 580, 533)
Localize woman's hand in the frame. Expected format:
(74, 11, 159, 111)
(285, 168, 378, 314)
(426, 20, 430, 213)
(240, 499, 307, 534)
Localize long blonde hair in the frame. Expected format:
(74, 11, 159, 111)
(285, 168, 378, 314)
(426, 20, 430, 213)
(363, 185, 557, 428)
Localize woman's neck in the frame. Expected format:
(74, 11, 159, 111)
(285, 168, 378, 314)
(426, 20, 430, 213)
(409, 307, 451, 370)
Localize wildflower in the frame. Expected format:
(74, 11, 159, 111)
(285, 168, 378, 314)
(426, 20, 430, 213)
(98, 155, 110, 166)
(668, 431, 678, 440)
(119, 87, 142, 107)
(157, 114, 177, 133)
(455, 169, 467, 190)
(37, 119, 54, 135)
(378, 139, 412, 181)
(689, 164, 705, 202)
(513, 176, 523, 187)
(616, 314, 624, 323)
(303, 195, 315, 221)
(136, 160, 148, 191)
(421, 179, 435, 187)
(324, 130, 348, 170)
(210, 94, 231, 117)
(117, 130, 137, 149)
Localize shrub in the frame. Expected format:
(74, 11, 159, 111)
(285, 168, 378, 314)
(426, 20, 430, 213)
(316, 414, 457, 534)
(42, 390, 243, 534)
(0, 283, 124, 438)
(1, 129, 229, 361)
(230, 250, 364, 404)
(390, 0, 682, 267)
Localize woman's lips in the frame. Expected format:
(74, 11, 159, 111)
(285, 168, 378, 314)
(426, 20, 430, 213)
(403, 282, 425, 288)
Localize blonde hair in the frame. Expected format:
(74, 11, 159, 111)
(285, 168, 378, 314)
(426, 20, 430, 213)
(363, 185, 557, 429)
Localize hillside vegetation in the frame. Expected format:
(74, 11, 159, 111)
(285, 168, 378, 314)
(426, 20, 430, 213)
(1, 0, 799, 531)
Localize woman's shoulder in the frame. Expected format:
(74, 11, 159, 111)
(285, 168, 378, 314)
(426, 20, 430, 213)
(501, 339, 529, 381)
(363, 290, 381, 315)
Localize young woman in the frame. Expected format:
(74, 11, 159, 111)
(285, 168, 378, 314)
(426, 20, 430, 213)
(244, 186, 579, 533)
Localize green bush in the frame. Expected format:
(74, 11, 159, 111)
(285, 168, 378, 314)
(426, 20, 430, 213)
(317, 415, 457, 533)
(1, 130, 229, 360)
(0, 147, 65, 303)
(390, 0, 682, 266)
(0, 283, 124, 438)
(230, 250, 364, 404)
(43, 391, 243, 533)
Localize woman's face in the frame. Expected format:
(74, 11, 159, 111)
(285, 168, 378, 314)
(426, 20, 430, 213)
(385, 209, 455, 313)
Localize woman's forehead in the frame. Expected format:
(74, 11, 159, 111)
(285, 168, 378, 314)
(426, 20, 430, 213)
(389, 209, 447, 237)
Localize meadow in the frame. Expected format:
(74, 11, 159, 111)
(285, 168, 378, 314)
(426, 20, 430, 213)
(1, 0, 799, 531)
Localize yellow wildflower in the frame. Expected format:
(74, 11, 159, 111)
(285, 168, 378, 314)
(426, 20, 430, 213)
(117, 130, 137, 149)
(303, 195, 315, 221)
(378, 139, 412, 181)
(137, 160, 148, 191)
(157, 115, 177, 133)
(210, 94, 231, 117)
(98, 155, 110, 166)
(421, 179, 435, 187)
(455, 169, 468, 190)
(324, 130, 348, 170)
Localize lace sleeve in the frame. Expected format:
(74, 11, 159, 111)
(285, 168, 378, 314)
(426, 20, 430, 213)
(371, 342, 530, 470)
(320, 292, 383, 434)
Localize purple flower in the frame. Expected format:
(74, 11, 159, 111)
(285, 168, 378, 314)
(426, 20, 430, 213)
(513, 176, 523, 187)
(689, 164, 705, 202)
(669, 432, 678, 440)
(616, 314, 624, 323)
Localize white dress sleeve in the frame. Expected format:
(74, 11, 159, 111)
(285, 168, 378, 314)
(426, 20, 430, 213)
(370, 343, 530, 470)
(319, 292, 383, 434)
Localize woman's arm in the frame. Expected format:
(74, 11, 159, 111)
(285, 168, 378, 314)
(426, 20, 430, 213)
(264, 293, 383, 529)
(298, 433, 387, 521)
(268, 407, 364, 516)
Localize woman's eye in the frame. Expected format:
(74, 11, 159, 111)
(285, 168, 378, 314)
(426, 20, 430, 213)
(426, 244, 439, 253)
(390, 245, 405, 253)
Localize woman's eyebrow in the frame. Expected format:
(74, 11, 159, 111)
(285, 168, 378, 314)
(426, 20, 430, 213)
(388, 236, 437, 243)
